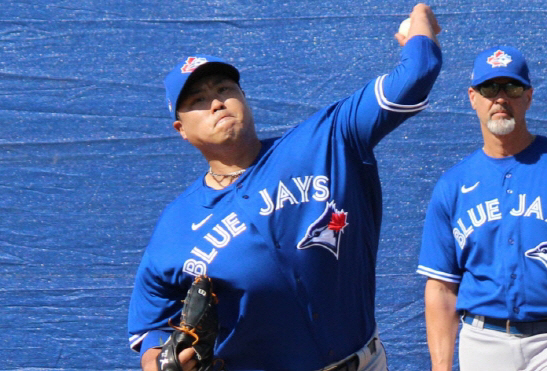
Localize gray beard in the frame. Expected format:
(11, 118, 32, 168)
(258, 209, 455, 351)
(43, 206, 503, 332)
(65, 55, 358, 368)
(487, 118, 516, 135)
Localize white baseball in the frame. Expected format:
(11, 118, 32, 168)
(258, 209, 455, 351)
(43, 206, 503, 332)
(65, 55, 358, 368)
(398, 17, 411, 37)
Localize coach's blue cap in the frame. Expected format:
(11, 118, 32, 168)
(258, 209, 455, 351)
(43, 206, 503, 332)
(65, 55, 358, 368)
(471, 46, 531, 87)
(164, 55, 240, 120)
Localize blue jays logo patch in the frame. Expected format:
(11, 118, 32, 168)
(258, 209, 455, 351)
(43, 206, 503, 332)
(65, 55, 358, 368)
(181, 57, 208, 74)
(297, 201, 348, 259)
(525, 241, 547, 269)
(487, 50, 512, 68)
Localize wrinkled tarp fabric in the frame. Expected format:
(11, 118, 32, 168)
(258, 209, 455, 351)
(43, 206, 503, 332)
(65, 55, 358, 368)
(1, 1, 546, 370)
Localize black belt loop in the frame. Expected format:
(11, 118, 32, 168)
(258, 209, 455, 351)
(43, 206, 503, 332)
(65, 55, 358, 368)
(368, 337, 377, 355)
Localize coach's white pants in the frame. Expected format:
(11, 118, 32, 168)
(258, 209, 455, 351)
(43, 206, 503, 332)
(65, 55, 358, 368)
(459, 322, 547, 371)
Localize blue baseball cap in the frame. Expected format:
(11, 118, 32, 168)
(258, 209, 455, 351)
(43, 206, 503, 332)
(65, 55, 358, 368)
(163, 55, 240, 120)
(471, 46, 531, 87)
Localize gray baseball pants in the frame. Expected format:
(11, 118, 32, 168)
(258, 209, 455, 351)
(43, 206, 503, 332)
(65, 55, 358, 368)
(459, 320, 547, 371)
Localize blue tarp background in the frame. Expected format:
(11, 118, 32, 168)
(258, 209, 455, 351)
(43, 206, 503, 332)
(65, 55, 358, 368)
(1, 1, 546, 370)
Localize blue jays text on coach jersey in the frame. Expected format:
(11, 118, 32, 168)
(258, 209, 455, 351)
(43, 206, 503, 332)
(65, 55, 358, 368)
(418, 135, 547, 321)
(129, 36, 441, 370)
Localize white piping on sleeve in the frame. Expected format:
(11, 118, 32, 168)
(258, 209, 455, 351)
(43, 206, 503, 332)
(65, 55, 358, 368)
(417, 265, 462, 283)
(374, 74, 429, 112)
(130, 332, 149, 352)
(129, 326, 173, 353)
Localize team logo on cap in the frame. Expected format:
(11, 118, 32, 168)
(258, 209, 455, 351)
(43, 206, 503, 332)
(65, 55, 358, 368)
(181, 57, 208, 74)
(297, 201, 348, 259)
(487, 50, 512, 68)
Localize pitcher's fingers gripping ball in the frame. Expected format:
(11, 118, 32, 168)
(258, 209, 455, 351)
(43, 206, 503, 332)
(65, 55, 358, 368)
(157, 275, 221, 371)
(398, 17, 411, 37)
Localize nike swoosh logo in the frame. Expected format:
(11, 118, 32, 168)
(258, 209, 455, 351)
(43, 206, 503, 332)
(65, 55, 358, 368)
(461, 182, 480, 194)
(191, 214, 213, 231)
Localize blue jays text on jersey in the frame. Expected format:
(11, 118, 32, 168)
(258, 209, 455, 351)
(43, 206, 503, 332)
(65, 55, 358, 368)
(128, 36, 442, 370)
(418, 135, 547, 321)
(184, 175, 333, 276)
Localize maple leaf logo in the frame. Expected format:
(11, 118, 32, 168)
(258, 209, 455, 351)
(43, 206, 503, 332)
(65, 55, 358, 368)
(328, 212, 348, 232)
(180, 57, 208, 73)
(487, 50, 512, 68)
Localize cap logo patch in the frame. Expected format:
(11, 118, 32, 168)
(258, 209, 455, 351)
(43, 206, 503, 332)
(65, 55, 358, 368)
(487, 50, 512, 68)
(180, 57, 208, 74)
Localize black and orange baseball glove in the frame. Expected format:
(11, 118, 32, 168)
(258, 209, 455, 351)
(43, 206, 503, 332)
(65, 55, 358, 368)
(157, 275, 220, 371)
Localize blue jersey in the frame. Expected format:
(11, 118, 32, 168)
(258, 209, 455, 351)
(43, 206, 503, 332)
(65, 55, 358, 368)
(129, 36, 441, 370)
(418, 135, 547, 321)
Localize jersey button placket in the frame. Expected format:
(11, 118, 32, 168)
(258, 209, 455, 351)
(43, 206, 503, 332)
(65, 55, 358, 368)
(235, 182, 248, 199)
(504, 172, 513, 194)
(502, 170, 519, 317)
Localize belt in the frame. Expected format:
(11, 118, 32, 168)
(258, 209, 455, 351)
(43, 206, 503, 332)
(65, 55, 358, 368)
(320, 338, 377, 371)
(463, 313, 547, 336)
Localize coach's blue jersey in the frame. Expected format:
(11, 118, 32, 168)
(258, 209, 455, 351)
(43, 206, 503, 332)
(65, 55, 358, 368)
(418, 135, 547, 321)
(129, 36, 441, 370)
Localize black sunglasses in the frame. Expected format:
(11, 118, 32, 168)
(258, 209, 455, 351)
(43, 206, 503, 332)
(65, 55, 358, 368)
(474, 81, 529, 99)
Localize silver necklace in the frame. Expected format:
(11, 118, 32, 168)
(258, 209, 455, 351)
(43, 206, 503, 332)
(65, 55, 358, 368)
(207, 167, 246, 178)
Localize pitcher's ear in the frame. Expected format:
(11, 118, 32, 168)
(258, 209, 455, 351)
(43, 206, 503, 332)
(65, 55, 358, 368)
(173, 121, 188, 140)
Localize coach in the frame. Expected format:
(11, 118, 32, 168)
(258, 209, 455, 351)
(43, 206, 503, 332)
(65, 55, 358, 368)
(418, 46, 547, 371)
